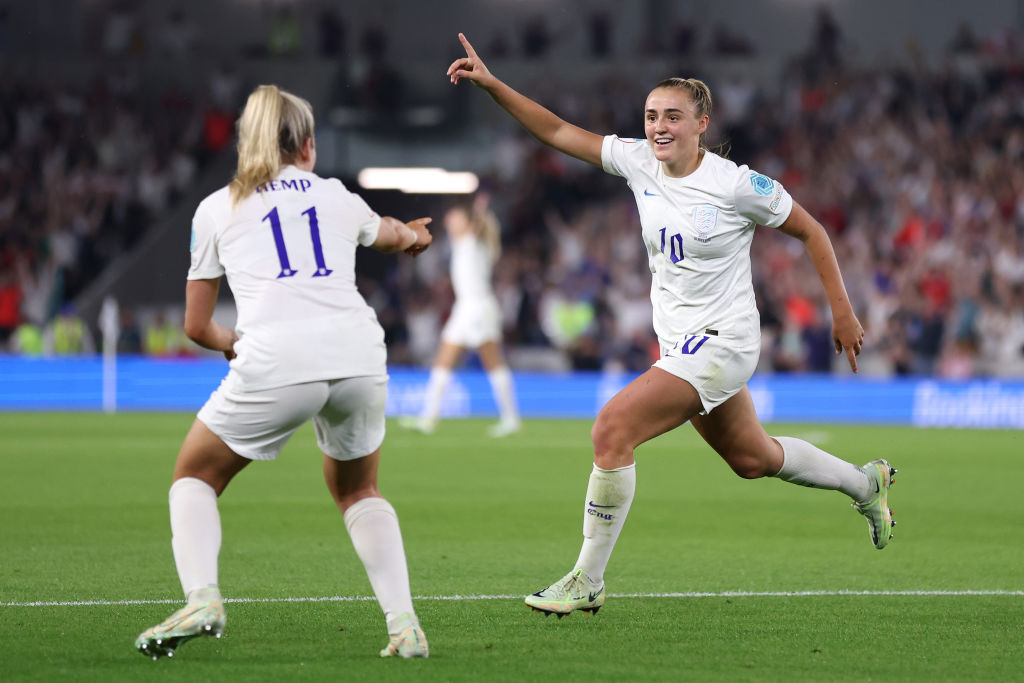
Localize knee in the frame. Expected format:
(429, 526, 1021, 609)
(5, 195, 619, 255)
(725, 451, 774, 479)
(591, 411, 633, 469)
(334, 485, 380, 513)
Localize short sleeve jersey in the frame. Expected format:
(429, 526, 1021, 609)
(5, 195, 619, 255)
(450, 234, 497, 309)
(188, 166, 385, 391)
(601, 135, 793, 344)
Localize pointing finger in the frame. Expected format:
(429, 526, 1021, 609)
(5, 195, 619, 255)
(846, 345, 858, 374)
(459, 32, 478, 59)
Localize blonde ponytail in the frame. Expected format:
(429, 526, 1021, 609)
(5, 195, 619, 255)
(469, 206, 501, 263)
(229, 85, 315, 205)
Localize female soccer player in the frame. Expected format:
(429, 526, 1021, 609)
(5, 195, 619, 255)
(135, 85, 432, 658)
(406, 195, 521, 437)
(447, 33, 897, 616)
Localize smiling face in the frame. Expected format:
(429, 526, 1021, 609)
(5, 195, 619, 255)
(644, 87, 709, 176)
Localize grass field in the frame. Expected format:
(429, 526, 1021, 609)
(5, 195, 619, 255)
(1, 413, 1021, 682)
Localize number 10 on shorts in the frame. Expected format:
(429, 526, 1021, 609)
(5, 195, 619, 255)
(675, 334, 709, 356)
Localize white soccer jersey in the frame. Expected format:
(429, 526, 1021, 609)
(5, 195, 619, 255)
(449, 234, 497, 307)
(601, 135, 793, 344)
(188, 165, 385, 392)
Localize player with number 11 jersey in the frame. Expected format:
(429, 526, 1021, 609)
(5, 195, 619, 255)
(189, 166, 386, 392)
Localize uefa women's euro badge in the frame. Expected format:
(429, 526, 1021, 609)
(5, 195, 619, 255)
(749, 172, 775, 196)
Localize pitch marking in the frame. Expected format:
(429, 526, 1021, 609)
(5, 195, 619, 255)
(3, 589, 1022, 608)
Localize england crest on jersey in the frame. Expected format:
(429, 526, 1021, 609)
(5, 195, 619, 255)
(693, 205, 719, 243)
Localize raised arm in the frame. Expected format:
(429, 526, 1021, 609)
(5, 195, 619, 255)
(777, 201, 864, 373)
(447, 32, 604, 168)
(372, 216, 433, 257)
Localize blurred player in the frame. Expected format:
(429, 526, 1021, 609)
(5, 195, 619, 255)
(447, 33, 897, 617)
(135, 85, 432, 659)
(405, 194, 521, 437)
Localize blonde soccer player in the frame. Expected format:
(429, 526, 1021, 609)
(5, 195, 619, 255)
(447, 33, 897, 617)
(406, 195, 521, 437)
(134, 85, 432, 658)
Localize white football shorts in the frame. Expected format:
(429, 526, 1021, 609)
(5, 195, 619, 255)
(653, 331, 760, 414)
(197, 374, 387, 461)
(441, 299, 502, 347)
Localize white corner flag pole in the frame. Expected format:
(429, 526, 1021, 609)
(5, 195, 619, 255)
(99, 296, 119, 414)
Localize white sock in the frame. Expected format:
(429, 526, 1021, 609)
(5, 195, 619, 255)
(169, 477, 222, 602)
(773, 436, 870, 500)
(343, 497, 417, 635)
(573, 464, 636, 586)
(420, 367, 452, 423)
(486, 365, 520, 425)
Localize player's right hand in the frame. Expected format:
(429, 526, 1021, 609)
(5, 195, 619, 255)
(404, 217, 433, 257)
(447, 33, 494, 89)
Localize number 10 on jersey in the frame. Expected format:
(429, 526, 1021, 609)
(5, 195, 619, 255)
(263, 206, 333, 278)
(659, 227, 684, 264)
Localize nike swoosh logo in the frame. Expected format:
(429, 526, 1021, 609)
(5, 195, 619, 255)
(873, 479, 880, 494)
(644, 189, 658, 196)
(588, 590, 602, 601)
(588, 501, 615, 508)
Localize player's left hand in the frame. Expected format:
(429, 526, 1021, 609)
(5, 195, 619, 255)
(833, 312, 864, 373)
(224, 331, 238, 361)
(404, 217, 433, 257)
(447, 33, 495, 89)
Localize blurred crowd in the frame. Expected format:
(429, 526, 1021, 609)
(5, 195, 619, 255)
(372, 19, 1024, 378)
(2, 6, 1022, 379)
(0, 64, 244, 355)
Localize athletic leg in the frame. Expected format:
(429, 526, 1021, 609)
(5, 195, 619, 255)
(319, 376, 426, 657)
(169, 419, 250, 598)
(411, 341, 463, 432)
(691, 387, 896, 548)
(324, 452, 426, 657)
(136, 419, 248, 659)
(526, 368, 703, 615)
(478, 340, 520, 436)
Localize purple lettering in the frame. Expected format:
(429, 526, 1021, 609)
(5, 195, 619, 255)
(281, 179, 298, 190)
(299, 179, 311, 192)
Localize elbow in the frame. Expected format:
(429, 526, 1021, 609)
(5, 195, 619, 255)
(183, 321, 205, 343)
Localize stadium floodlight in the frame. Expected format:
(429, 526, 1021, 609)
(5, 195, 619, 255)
(357, 167, 479, 194)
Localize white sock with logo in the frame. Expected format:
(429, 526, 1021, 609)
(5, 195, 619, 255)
(486, 365, 520, 425)
(420, 367, 452, 423)
(773, 436, 870, 500)
(343, 497, 417, 635)
(169, 477, 222, 603)
(573, 463, 636, 586)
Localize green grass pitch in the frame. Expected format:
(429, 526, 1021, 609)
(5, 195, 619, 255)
(1, 413, 1021, 682)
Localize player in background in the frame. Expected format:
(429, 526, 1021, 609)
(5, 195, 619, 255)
(404, 194, 521, 437)
(135, 85, 432, 659)
(447, 33, 897, 617)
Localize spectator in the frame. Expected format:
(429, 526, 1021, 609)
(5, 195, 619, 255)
(117, 307, 143, 354)
(45, 304, 94, 355)
(144, 311, 182, 356)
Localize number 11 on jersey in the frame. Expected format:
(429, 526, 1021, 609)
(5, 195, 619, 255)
(263, 205, 333, 278)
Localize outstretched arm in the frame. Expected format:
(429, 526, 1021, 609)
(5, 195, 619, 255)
(777, 201, 864, 373)
(372, 217, 433, 257)
(447, 32, 604, 168)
